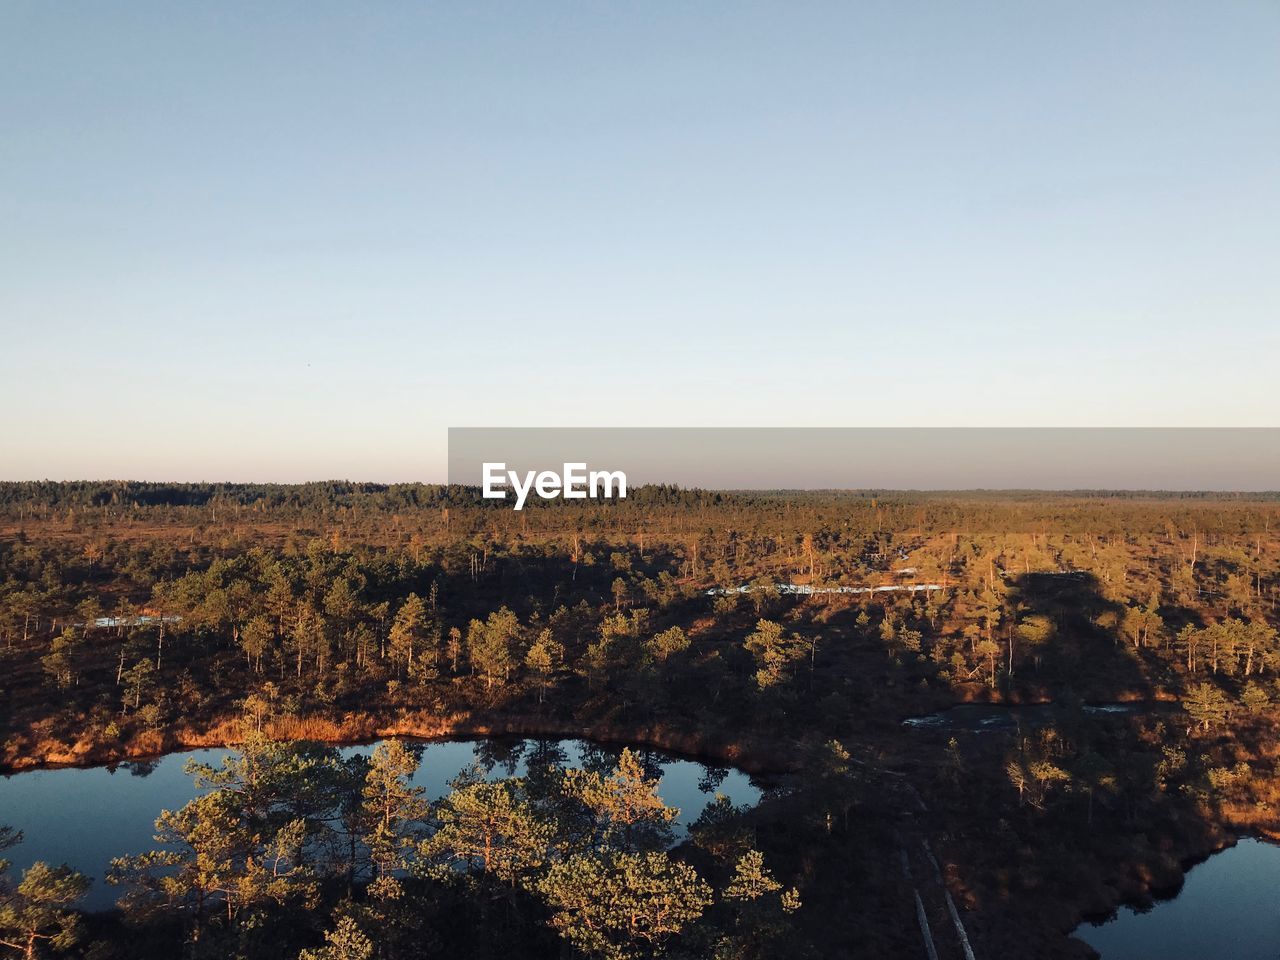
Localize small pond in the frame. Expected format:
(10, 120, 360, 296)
(0, 737, 763, 910)
(903, 702, 1169, 732)
(1076, 838, 1280, 959)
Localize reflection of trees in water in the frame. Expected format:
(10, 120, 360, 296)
(471, 738, 525, 776)
(698, 765, 728, 794)
(633, 749, 666, 784)
(447, 760, 486, 793)
(572, 742, 666, 782)
(574, 741, 623, 778)
(689, 794, 755, 861)
(117, 759, 160, 778)
(404, 741, 428, 766)
(573, 747, 670, 783)
(524, 738, 570, 792)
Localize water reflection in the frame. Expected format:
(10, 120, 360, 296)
(0, 738, 763, 911)
(121, 759, 161, 778)
(1077, 838, 1280, 959)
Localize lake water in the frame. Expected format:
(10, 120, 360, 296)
(1076, 838, 1280, 959)
(0, 738, 762, 910)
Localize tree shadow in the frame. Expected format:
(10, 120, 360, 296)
(1005, 571, 1150, 701)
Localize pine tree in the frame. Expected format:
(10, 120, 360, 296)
(536, 851, 711, 960)
(423, 779, 554, 886)
(0, 861, 89, 960)
(567, 748, 677, 851)
(1185, 681, 1232, 731)
(525, 629, 562, 704)
(469, 607, 518, 691)
(299, 916, 373, 960)
(361, 741, 428, 878)
(387, 593, 426, 677)
(743, 620, 806, 690)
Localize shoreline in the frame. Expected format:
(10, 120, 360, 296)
(0, 710, 803, 778)
(6, 707, 1275, 960)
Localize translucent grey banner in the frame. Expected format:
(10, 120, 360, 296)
(448, 428, 1280, 494)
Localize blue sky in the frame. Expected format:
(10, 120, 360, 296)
(2, 2, 1277, 481)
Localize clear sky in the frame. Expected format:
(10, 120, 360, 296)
(2, 2, 1277, 482)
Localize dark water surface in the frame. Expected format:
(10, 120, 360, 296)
(1076, 838, 1280, 960)
(0, 738, 762, 910)
(903, 702, 1170, 732)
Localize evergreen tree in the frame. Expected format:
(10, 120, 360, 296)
(536, 851, 711, 960)
(361, 741, 428, 878)
(0, 861, 89, 960)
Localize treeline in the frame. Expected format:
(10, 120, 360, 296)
(5, 482, 1279, 542)
(0, 482, 725, 516)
